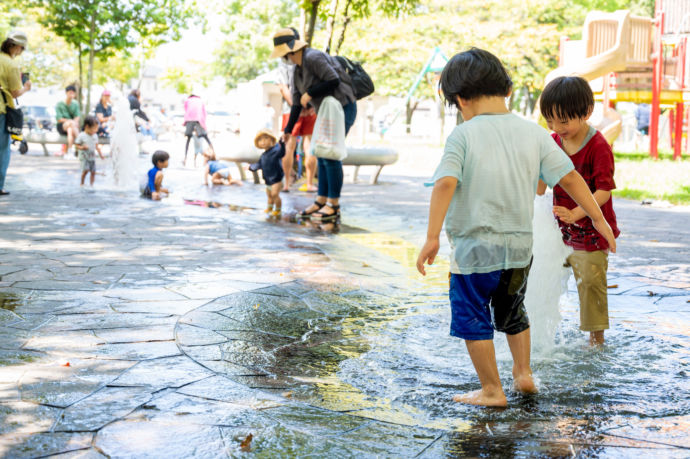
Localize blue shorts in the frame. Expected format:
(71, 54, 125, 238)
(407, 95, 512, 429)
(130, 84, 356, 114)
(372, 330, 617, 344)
(449, 261, 532, 340)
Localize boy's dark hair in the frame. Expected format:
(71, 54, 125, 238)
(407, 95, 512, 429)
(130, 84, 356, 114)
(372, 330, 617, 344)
(440, 48, 512, 107)
(540, 76, 594, 120)
(65, 84, 77, 93)
(83, 115, 98, 129)
(152, 150, 169, 166)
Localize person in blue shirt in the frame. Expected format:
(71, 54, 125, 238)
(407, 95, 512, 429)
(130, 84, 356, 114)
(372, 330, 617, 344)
(141, 150, 169, 200)
(416, 48, 616, 408)
(204, 159, 242, 186)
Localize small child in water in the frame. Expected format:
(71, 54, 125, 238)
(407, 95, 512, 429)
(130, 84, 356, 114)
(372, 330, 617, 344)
(74, 116, 104, 186)
(141, 150, 169, 200)
(204, 160, 242, 186)
(416, 48, 616, 408)
(537, 76, 620, 346)
(249, 129, 285, 216)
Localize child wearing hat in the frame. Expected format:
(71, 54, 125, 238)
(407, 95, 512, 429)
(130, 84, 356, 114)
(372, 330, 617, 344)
(249, 129, 285, 216)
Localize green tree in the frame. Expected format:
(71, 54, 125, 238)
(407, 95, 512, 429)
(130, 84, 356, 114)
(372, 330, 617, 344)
(213, 0, 300, 89)
(29, 0, 198, 114)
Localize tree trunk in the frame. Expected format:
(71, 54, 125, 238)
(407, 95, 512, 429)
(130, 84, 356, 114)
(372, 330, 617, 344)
(305, 0, 321, 46)
(405, 99, 418, 134)
(86, 11, 96, 117)
(334, 0, 352, 55)
(78, 45, 84, 116)
(324, 0, 339, 54)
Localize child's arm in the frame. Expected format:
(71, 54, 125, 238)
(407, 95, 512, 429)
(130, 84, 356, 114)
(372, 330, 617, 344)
(557, 170, 616, 252)
(536, 179, 547, 196)
(553, 190, 611, 224)
(154, 171, 168, 194)
(96, 144, 104, 159)
(416, 176, 457, 275)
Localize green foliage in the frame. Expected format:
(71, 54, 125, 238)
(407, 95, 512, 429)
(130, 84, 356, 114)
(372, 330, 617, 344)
(161, 67, 193, 95)
(1, 9, 76, 87)
(29, 0, 198, 58)
(92, 52, 140, 86)
(213, 0, 299, 89)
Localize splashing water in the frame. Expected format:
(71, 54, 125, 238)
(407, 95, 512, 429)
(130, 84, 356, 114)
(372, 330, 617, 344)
(524, 193, 572, 355)
(109, 94, 139, 190)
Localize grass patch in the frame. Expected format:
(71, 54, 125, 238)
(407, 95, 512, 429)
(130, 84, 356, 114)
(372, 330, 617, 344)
(614, 187, 690, 205)
(613, 150, 689, 161)
(613, 158, 690, 205)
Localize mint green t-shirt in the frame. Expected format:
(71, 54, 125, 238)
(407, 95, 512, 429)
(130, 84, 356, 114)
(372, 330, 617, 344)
(56, 100, 80, 122)
(429, 113, 574, 275)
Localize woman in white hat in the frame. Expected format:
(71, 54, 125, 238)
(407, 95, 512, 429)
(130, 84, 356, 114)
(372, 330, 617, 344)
(0, 30, 31, 196)
(271, 28, 357, 222)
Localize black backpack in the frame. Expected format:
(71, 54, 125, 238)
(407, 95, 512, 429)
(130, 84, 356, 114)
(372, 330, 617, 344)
(335, 55, 375, 100)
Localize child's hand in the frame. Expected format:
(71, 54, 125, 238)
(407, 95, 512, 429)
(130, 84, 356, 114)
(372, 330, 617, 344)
(592, 217, 617, 253)
(553, 206, 577, 224)
(416, 238, 440, 276)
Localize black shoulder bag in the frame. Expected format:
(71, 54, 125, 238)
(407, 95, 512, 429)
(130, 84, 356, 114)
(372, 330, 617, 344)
(0, 84, 23, 141)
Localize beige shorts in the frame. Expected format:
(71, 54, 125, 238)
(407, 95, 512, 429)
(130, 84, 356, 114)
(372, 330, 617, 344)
(566, 250, 609, 332)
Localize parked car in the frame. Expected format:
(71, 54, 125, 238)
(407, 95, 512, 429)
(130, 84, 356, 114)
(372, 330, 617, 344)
(22, 105, 55, 131)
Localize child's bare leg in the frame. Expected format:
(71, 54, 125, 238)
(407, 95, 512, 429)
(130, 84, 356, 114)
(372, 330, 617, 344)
(265, 188, 274, 212)
(228, 173, 242, 186)
(89, 171, 95, 186)
(272, 184, 282, 210)
(589, 330, 604, 346)
(506, 328, 537, 394)
(453, 339, 507, 407)
(80, 170, 88, 185)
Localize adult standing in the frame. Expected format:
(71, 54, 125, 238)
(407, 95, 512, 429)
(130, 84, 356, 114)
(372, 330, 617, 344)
(95, 90, 113, 137)
(182, 93, 213, 167)
(56, 85, 80, 156)
(276, 27, 317, 192)
(0, 30, 31, 195)
(271, 28, 357, 221)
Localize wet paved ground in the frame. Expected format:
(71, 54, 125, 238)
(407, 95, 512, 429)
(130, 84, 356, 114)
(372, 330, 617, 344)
(0, 149, 688, 458)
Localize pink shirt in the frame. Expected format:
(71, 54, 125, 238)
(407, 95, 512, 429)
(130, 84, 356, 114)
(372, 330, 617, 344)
(183, 96, 207, 130)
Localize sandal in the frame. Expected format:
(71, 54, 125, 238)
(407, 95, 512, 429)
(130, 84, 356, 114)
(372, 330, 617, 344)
(297, 201, 325, 219)
(312, 203, 340, 222)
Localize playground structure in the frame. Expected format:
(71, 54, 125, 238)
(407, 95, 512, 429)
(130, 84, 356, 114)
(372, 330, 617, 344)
(546, 0, 690, 159)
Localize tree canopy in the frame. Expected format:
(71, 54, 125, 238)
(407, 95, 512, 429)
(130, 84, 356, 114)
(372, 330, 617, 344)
(27, 0, 198, 113)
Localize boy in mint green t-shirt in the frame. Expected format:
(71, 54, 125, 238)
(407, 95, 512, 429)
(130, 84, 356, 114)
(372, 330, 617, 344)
(55, 85, 80, 156)
(416, 48, 616, 408)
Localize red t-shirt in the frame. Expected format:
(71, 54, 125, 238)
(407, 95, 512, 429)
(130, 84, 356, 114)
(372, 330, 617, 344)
(552, 130, 620, 251)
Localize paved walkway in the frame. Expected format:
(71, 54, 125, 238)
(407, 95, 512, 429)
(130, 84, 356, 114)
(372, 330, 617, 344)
(0, 151, 688, 457)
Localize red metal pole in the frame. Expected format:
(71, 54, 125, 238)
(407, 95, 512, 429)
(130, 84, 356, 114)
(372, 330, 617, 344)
(650, 6, 663, 159)
(677, 37, 687, 159)
(675, 103, 684, 159)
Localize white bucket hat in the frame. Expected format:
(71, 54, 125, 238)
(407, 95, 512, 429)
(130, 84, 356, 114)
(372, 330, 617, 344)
(7, 30, 28, 49)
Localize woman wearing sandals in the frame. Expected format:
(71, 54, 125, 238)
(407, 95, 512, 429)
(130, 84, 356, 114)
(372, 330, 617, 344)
(271, 28, 357, 222)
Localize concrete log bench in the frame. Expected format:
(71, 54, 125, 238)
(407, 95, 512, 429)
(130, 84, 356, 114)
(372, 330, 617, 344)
(22, 131, 112, 156)
(219, 145, 398, 185)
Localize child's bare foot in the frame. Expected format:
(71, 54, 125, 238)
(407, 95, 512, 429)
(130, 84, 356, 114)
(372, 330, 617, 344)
(512, 372, 537, 394)
(452, 389, 507, 407)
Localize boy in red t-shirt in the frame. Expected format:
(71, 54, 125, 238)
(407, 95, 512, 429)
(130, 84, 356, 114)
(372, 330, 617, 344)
(537, 76, 620, 346)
